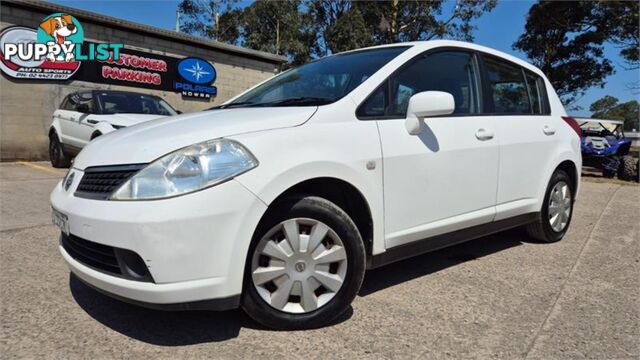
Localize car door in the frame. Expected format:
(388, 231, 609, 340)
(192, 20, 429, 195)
(359, 50, 500, 249)
(481, 55, 560, 220)
(63, 93, 97, 148)
(54, 94, 80, 146)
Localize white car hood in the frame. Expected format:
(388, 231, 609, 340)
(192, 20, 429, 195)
(97, 113, 165, 127)
(73, 107, 317, 169)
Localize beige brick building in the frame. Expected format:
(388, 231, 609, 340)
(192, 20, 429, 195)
(0, 0, 286, 160)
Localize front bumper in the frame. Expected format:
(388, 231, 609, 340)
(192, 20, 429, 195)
(51, 168, 267, 307)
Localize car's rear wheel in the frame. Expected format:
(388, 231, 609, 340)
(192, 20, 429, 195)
(242, 196, 365, 330)
(618, 155, 637, 181)
(49, 132, 71, 168)
(526, 169, 574, 243)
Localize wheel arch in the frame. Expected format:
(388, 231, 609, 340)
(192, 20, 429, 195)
(90, 130, 103, 140)
(556, 159, 579, 196)
(252, 177, 374, 257)
(92, 122, 117, 139)
(49, 119, 62, 139)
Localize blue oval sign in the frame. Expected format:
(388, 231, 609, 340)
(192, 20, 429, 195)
(177, 57, 216, 85)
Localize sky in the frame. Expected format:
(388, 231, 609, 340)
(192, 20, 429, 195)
(49, 0, 639, 117)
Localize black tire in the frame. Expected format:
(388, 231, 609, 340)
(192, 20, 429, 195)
(602, 169, 616, 178)
(49, 131, 71, 168)
(602, 156, 619, 178)
(617, 155, 637, 181)
(242, 196, 366, 330)
(525, 169, 574, 243)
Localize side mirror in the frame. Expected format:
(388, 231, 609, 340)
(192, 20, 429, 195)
(405, 91, 455, 135)
(176, 110, 183, 114)
(76, 103, 91, 114)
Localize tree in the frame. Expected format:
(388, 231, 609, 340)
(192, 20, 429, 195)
(178, 0, 239, 41)
(240, 0, 315, 65)
(178, 0, 496, 64)
(306, 0, 352, 57)
(590, 95, 640, 131)
(324, 7, 371, 53)
(596, 2, 639, 70)
(356, 0, 496, 45)
(514, 1, 639, 108)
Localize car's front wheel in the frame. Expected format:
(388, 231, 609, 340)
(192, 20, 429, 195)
(525, 169, 574, 243)
(49, 131, 71, 168)
(242, 196, 365, 330)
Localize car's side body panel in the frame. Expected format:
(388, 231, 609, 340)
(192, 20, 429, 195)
(53, 108, 86, 148)
(377, 115, 499, 248)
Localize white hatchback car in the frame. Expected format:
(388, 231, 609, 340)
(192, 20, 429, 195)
(49, 90, 178, 168)
(51, 40, 581, 329)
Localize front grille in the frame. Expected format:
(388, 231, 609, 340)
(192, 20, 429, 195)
(61, 233, 121, 275)
(75, 164, 145, 200)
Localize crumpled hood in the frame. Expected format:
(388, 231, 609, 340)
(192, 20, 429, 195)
(73, 107, 317, 169)
(98, 113, 165, 127)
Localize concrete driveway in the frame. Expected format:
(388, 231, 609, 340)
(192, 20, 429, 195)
(1, 162, 638, 359)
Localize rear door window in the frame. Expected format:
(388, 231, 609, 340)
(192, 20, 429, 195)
(484, 57, 531, 114)
(524, 72, 548, 115)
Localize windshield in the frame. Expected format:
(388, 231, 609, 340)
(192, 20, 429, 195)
(226, 46, 410, 108)
(96, 92, 178, 116)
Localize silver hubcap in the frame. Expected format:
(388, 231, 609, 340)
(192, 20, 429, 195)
(251, 218, 348, 314)
(548, 181, 572, 232)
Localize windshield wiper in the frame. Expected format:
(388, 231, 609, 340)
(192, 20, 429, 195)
(263, 97, 334, 107)
(208, 101, 256, 110)
(209, 97, 334, 110)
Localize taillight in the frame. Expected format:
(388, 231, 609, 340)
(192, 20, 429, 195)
(561, 116, 582, 138)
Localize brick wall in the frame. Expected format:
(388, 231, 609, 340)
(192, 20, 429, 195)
(0, 2, 283, 161)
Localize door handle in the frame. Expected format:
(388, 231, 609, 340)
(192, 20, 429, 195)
(86, 119, 98, 124)
(475, 128, 494, 141)
(543, 125, 556, 135)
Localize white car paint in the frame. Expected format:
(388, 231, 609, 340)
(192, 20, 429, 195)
(72, 106, 317, 167)
(51, 110, 163, 149)
(51, 40, 581, 314)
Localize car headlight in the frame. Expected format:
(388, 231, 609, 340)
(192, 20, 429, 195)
(110, 138, 258, 200)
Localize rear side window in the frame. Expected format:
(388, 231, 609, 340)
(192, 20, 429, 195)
(524, 72, 547, 114)
(484, 57, 531, 114)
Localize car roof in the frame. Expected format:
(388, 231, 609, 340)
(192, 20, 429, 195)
(336, 40, 545, 76)
(69, 90, 160, 99)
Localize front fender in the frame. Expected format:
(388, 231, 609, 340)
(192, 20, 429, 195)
(49, 118, 63, 140)
(92, 122, 117, 138)
(229, 121, 386, 255)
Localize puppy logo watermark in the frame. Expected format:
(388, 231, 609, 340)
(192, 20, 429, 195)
(0, 13, 123, 80)
(36, 13, 83, 62)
